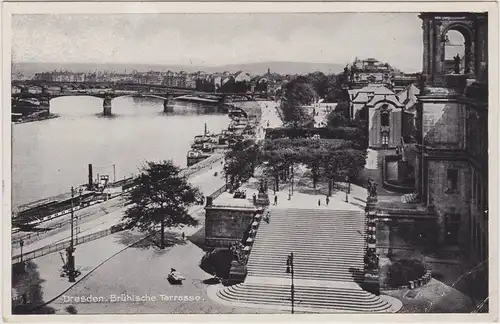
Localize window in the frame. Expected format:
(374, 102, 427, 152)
(381, 111, 390, 127)
(446, 169, 459, 193)
(381, 132, 389, 147)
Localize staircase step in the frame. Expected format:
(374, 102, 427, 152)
(211, 207, 391, 313)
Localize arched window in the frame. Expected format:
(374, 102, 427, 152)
(381, 110, 390, 127)
(444, 29, 466, 74)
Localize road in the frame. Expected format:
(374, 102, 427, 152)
(13, 160, 226, 258)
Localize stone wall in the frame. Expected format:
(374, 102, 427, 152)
(205, 206, 256, 248)
(427, 159, 471, 247)
(422, 100, 464, 149)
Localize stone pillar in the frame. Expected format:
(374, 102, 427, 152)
(429, 18, 436, 84)
(103, 96, 112, 116)
(364, 195, 380, 295)
(163, 96, 174, 113)
(422, 19, 430, 77)
(434, 22, 446, 86)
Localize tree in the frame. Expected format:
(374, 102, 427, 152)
(280, 76, 316, 128)
(223, 139, 260, 190)
(322, 148, 367, 196)
(123, 161, 203, 249)
(325, 111, 350, 129)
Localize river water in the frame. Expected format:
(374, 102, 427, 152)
(12, 96, 230, 209)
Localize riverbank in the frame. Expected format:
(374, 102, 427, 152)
(13, 113, 59, 125)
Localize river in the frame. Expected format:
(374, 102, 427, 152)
(12, 96, 230, 209)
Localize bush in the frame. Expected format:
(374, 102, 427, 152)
(387, 259, 426, 288)
(199, 249, 234, 279)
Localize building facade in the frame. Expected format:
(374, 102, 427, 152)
(349, 85, 417, 149)
(350, 58, 394, 89)
(413, 12, 488, 264)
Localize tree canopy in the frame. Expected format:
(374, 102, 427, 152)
(223, 139, 260, 190)
(279, 77, 316, 128)
(123, 160, 203, 249)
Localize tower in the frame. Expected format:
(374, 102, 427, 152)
(419, 12, 488, 86)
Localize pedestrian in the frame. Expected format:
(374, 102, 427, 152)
(253, 193, 257, 204)
(274, 195, 278, 206)
(265, 211, 270, 223)
(318, 199, 321, 206)
(326, 196, 330, 206)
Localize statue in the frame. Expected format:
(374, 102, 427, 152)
(453, 54, 461, 74)
(367, 178, 378, 198)
(258, 179, 266, 194)
(364, 253, 379, 271)
(344, 64, 349, 76)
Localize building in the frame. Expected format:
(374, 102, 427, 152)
(411, 12, 488, 265)
(12, 85, 22, 94)
(26, 85, 43, 94)
(393, 74, 419, 92)
(350, 58, 394, 89)
(45, 85, 62, 95)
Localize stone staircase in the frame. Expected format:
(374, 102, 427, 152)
(213, 208, 396, 312)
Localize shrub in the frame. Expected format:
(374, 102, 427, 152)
(387, 259, 426, 288)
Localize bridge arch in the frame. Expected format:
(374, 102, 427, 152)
(45, 93, 174, 116)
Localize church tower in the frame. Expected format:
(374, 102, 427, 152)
(419, 12, 488, 86)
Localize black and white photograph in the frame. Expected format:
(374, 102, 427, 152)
(3, 2, 498, 320)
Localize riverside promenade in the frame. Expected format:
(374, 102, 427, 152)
(11, 101, 277, 315)
(12, 156, 228, 309)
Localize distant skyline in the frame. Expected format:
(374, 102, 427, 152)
(13, 13, 424, 73)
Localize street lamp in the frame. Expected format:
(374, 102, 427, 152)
(285, 252, 295, 314)
(345, 176, 351, 202)
(66, 186, 76, 282)
(19, 239, 24, 263)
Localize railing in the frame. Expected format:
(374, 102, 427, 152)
(180, 154, 224, 178)
(11, 225, 125, 264)
(208, 184, 228, 200)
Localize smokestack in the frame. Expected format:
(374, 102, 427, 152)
(88, 164, 93, 190)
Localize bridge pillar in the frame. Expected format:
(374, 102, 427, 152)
(103, 96, 112, 116)
(163, 96, 174, 113)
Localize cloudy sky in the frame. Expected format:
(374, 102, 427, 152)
(13, 13, 424, 72)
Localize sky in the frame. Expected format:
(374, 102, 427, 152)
(13, 13, 425, 72)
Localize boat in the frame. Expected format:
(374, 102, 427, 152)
(200, 142, 214, 153)
(167, 268, 186, 284)
(186, 150, 211, 167)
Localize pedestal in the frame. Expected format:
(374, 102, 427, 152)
(363, 273, 380, 295)
(255, 192, 270, 207)
(228, 260, 247, 284)
(364, 195, 380, 295)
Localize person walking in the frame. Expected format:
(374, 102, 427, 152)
(326, 196, 330, 206)
(318, 199, 321, 207)
(274, 195, 278, 206)
(253, 193, 257, 205)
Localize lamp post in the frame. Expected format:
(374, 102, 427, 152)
(345, 175, 349, 203)
(286, 252, 295, 314)
(19, 239, 24, 263)
(66, 186, 76, 282)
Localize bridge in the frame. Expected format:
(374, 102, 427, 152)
(12, 80, 267, 116)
